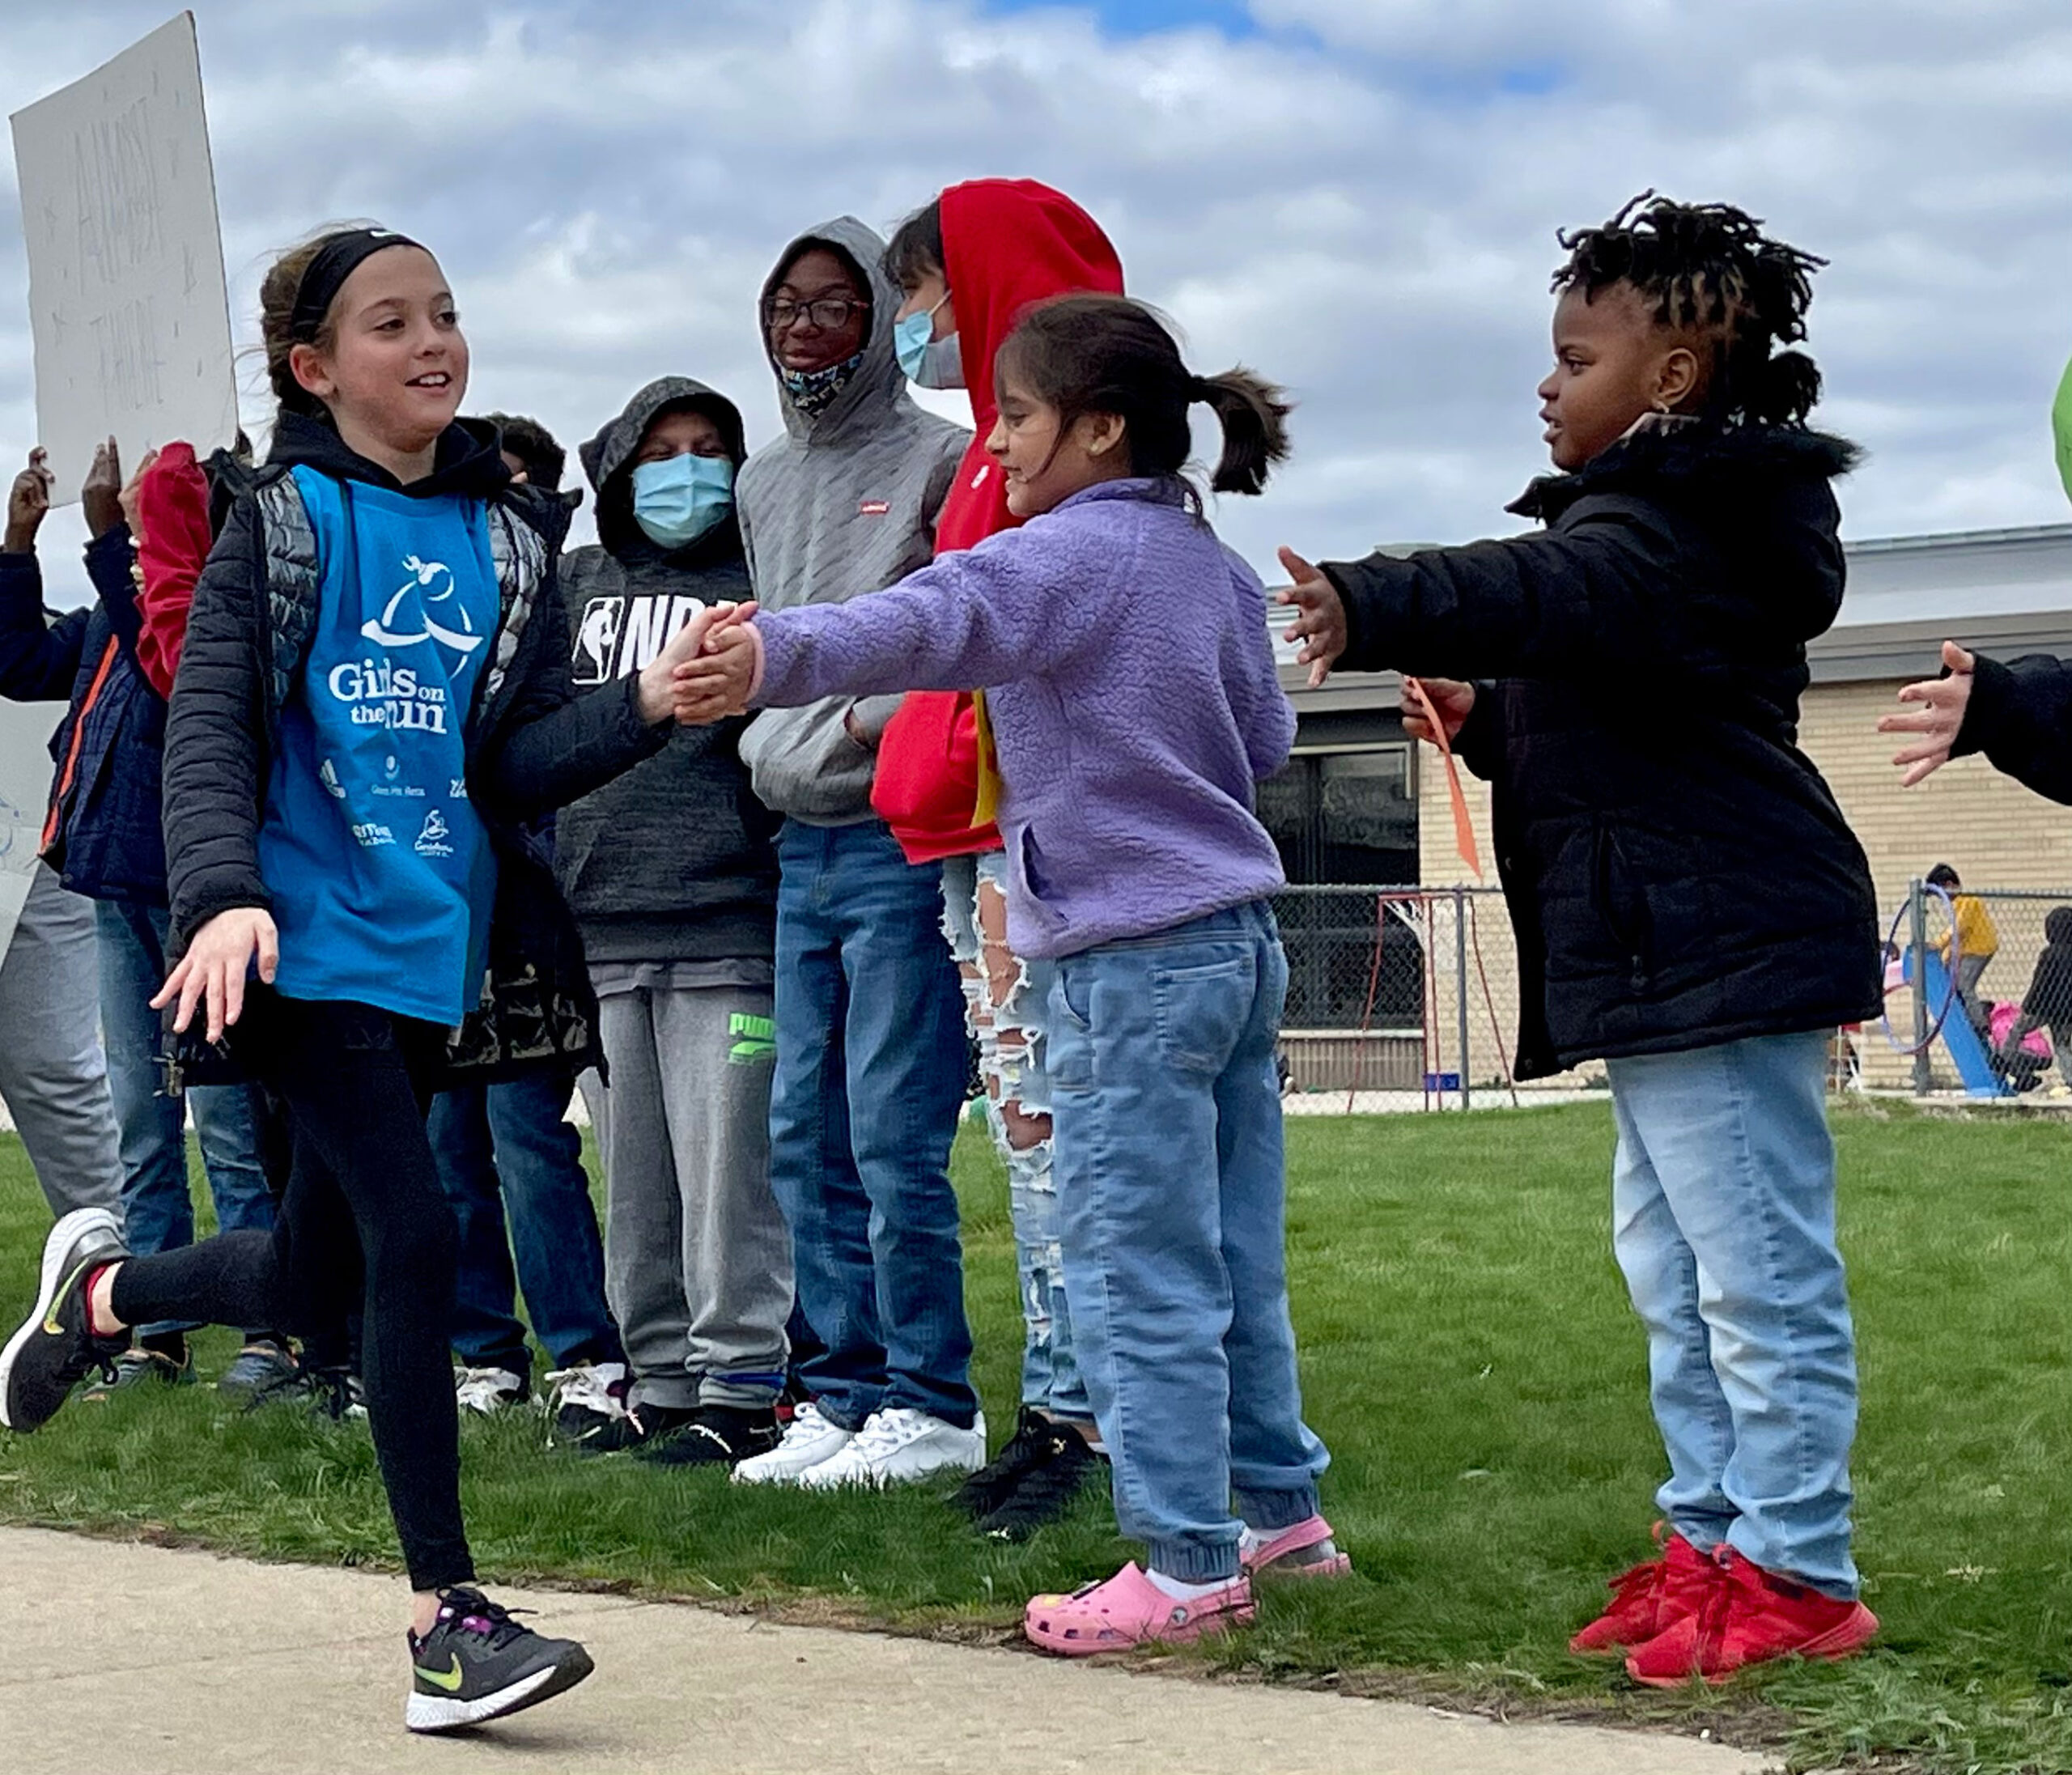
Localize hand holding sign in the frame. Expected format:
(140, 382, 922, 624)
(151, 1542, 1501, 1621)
(5, 449, 54, 553)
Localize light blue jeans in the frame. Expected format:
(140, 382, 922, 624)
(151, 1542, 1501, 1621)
(770, 821, 975, 1431)
(939, 851, 1089, 1424)
(1607, 1029, 1859, 1598)
(1049, 902, 1328, 1582)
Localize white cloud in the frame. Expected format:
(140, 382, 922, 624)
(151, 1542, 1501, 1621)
(2, 0, 2069, 607)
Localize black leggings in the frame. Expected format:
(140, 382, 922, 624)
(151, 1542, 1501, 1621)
(109, 993, 470, 1591)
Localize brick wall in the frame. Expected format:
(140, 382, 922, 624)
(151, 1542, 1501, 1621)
(1416, 677, 2072, 1091)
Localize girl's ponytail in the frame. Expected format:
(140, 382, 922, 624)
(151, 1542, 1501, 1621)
(1191, 370, 1291, 496)
(997, 294, 1293, 497)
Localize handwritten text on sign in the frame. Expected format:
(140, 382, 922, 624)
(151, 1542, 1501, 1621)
(10, 11, 238, 495)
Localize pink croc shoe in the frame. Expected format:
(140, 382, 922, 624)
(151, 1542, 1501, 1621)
(1242, 1514, 1352, 1579)
(1024, 1563, 1255, 1657)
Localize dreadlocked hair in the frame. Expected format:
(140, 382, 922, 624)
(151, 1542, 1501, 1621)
(1552, 192, 1827, 428)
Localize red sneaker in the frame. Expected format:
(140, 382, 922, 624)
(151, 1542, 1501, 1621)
(1625, 1549, 1877, 1687)
(1569, 1527, 1717, 1655)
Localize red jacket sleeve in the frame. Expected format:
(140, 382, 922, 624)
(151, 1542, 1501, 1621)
(134, 442, 215, 701)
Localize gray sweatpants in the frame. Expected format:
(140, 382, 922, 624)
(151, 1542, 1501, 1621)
(588, 983, 792, 1411)
(0, 864, 124, 1220)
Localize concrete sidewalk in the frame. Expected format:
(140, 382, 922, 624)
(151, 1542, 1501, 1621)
(0, 1527, 1772, 1773)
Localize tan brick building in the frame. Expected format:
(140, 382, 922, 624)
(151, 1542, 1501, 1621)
(1273, 524, 2072, 1093)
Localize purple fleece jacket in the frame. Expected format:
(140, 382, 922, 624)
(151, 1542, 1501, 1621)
(752, 476, 1296, 958)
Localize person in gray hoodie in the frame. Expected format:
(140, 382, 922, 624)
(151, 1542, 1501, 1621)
(728, 219, 983, 1491)
(554, 376, 792, 1465)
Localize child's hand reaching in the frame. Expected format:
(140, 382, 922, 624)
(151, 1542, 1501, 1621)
(1275, 548, 1347, 688)
(1403, 677, 1475, 746)
(672, 610, 762, 726)
(1879, 641, 1975, 787)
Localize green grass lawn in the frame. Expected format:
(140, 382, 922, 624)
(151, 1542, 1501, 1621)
(3, 1101, 2070, 1773)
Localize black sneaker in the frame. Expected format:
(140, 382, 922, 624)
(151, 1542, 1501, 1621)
(952, 1405, 1061, 1519)
(246, 1362, 366, 1421)
(635, 1403, 782, 1467)
(562, 1399, 697, 1458)
(976, 1420, 1106, 1542)
(405, 1587, 593, 1733)
(542, 1361, 629, 1450)
(0, 1208, 128, 1433)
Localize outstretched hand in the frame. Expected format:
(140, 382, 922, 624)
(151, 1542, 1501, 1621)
(1879, 641, 1975, 788)
(635, 600, 755, 723)
(152, 907, 279, 1044)
(673, 616, 762, 725)
(1274, 547, 1346, 689)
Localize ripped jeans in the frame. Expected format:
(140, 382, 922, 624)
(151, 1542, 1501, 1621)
(940, 851, 1089, 1424)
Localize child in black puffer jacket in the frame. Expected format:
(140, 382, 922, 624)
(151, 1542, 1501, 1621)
(1280, 195, 1882, 1685)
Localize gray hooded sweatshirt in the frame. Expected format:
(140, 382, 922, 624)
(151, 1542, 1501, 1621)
(554, 376, 779, 963)
(735, 216, 970, 824)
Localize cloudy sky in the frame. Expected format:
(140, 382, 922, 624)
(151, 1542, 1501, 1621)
(2, 0, 2069, 604)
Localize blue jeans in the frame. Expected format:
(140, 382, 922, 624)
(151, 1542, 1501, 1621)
(939, 851, 1087, 1422)
(1049, 902, 1328, 1582)
(770, 821, 974, 1430)
(96, 898, 274, 1339)
(1607, 1030, 1859, 1598)
(427, 1068, 623, 1379)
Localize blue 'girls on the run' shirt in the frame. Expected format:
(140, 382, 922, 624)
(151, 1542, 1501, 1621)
(257, 467, 499, 1025)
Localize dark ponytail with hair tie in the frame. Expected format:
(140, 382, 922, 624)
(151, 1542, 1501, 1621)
(995, 294, 1293, 500)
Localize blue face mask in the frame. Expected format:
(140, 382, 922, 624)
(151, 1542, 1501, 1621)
(894, 294, 962, 390)
(630, 452, 734, 550)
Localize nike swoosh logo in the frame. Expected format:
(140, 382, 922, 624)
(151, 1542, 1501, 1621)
(44, 1258, 97, 1335)
(415, 1655, 465, 1692)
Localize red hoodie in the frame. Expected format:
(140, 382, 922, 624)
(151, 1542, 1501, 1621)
(871, 180, 1123, 862)
(132, 441, 215, 699)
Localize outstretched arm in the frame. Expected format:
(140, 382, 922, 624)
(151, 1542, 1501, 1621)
(1886, 644, 2072, 806)
(688, 533, 1090, 715)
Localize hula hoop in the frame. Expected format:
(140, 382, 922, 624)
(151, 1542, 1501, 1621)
(1879, 881, 1961, 1056)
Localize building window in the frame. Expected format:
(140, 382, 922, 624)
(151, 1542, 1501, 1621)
(1261, 735, 1420, 1029)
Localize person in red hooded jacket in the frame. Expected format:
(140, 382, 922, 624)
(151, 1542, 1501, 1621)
(873, 180, 1122, 1539)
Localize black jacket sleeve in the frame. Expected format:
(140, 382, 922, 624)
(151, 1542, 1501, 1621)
(1320, 493, 1713, 682)
(1448, 682, 1505, 784)
(83, 524, 149, 670)
(1951, 652, 2072, 807)
(469, 549, 673, 825)
(0, 548, 91, 702)
(162, 492, 273, 948)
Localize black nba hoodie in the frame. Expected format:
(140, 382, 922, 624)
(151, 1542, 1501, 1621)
(553, 376, 778, 963)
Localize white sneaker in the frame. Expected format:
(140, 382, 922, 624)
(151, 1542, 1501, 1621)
(798, 1406, 987, 1490)
(731, 1399, 855, 1485)
(454, 1365, 526, 1415)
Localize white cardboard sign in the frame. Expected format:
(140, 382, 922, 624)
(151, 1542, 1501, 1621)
(10, 12, 237, 499)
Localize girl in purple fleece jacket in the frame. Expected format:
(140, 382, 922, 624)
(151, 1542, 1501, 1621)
(678, 294, 1344, 1654)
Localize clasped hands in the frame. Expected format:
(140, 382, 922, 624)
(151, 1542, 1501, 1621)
(630, 600, 763, 726)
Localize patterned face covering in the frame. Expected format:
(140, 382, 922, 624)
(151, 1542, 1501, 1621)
(781, 348, 867, 418)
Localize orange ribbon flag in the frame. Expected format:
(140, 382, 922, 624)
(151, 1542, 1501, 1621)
(1405, 676, 1482, 880)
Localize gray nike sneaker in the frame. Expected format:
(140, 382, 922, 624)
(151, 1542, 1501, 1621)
(405, 1587, 593, 1733)
(0, 1208, 128, 1433)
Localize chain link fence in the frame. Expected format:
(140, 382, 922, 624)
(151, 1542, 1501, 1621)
(1871, 884, 2072, 1098)
(1273, 880, 2072, 1105)
(1271, 885, 1522, 1106)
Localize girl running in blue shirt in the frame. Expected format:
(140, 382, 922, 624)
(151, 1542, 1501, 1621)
(0, 226, 707, 1733)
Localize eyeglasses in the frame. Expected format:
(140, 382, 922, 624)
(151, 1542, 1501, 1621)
(763, 297, 869, 333)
